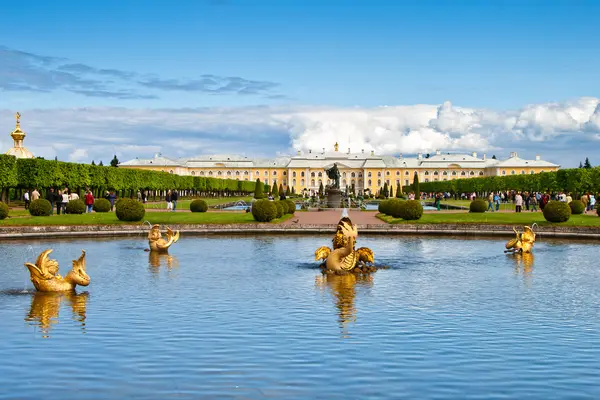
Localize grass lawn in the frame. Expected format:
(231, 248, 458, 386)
(0, 211, 293, 226)
(377, 211, 600, 227)
(425, 198, 518, 211)
(143, 197, 252, 209)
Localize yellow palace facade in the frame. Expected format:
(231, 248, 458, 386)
(120, 143, 559, 194)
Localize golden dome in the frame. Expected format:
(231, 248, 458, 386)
(5, 112, 34, 159)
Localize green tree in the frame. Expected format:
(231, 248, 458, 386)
(389, 185, 394, 198)
(99, 161, 104, 166)
(396, 182, 402, 198)
(254, 178, 264, 199)
(584, 157, 592, 168)
(318, 182, 324, 197)
(110, 155, 119, 167)
(91, 160, 96, 166)
(412, 172, 420, 196)
(278, 183, 284, 198)
(264, 182, 270, 194)
(382, 182, 389, 197)
(579, 161, 584, 168)
(271, 182, 279, 197)
(492, 155, 497, 159)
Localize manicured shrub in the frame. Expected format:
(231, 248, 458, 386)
(0, 201, 8, 220)
(284, 199, 296, 214)
(252, 199, 277, 222)
(29, 199, 52, 216)
(93, 198, 111, 213)
(190, 199, 208, 212)
(115, 198, 145, 221)
(469, 199, 487, 213)
(543, 200, 571, 223)
(378, 200, 390, 214)
(569, 200, 585, 215)
(273, 201, 284, 218)
(397, 200, 424, 220)
(65, 199, 85, 214)
(388, 199, 405, 218)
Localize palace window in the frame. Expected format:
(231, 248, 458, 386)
(377, 179, 381, 186)
(469, 171, 475, 176)
(358, 173, 363, 178)
(218, 171, 222, 176)
(386, 171, 390, 176)
(318, 172, 322, 177)
(227, 171, 232, 176)
(541, 170, 545, 173)
(236, 171, 240, 176)
(368, 179, 372, 186)
(293, 179, 296, 186)
(405, 180, 409, 185)
(208, 171, 213, 176)
(169, 170, 173, 174)
(273, 171, 277, 176)
(452, 171, 457, 176)
(351, 172, 356, 178)
(425, 179, 429, 183)
(479, 172, 484, 176)
(443, 178, 447, 181)
(301, 172, 305, 177)
(521, 170, 525, 175)
(191, 171, 195, 176)
(502, 171, 506, 175)
(264, 171, 268, 176)
(405, 171, 409, 176)
(442, 171, 448, 176)
(461, 171, 466, 176)
(200, 171, 204, 176)
(433, 171, 439, 176)
(424, 171, 430, 176)
(301, 179, 305, 186)
(396, 179, 399, 185)
(351, 179, 355, 185)
(311, 172, 315, 177)
(265, 179, 268, 184)
(386, 180, 390, 185)
(530, 170, 534, 174)
(396, 171, 400, 176)
(378, 172, 382, 177)
(342, 172, 346, 177)
(311, 179, 315, 186)
(511, 170, 516, 175)
(244, 171, 248, 175)
(283, 171, 287, 176)
(292, 171, 296, 177)
(368, 172, 372, 177)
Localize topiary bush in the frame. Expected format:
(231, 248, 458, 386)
(469, 199, 487, 213)
(0, 201, 8, 220)
(397, 200, 424, 220)
(284, 199, 296, 214)
(65, 199, 85, 214)
(273, 201, 284, 218)
(569, 200, 585, 215)
(93, 198, 111, 213)
(388, 199, 405, 218)
(543, 200, 571, 223)
(190, 199, 208, 212)
(251, 199, 277, 222)
(115, 198, 145, 221)
(29, 199, 52, 216)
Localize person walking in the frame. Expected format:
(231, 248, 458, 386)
(582, 193, 589, 212)
(487, 192, 495, 212)
(137, 190, 142, 202)
(530, 193, 538, 212)
(494, 192, 500, 211)
(171, 189, 178, 211)
(31, 188, 40, 201)
(166, 190, 173, 211)
(47, 188, 56, 215)
(589, 194, 596, 213)
(108, 191, 117, 211)
(23, 190, 30, 209)
(61, 189, 69, 214)
(515, 192, 523, 213)
(84, 190, 94, 213)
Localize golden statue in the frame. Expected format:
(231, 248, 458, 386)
(148, 224, 180, 252)
(25, 249, 90, 292)
(15, 112, 21, 127)
(314, 213, 376, 273)
(505, 225, 536, 254)
(25, 291, 88, 338)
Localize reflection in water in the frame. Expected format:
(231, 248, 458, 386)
(148, 252, 179, 269)
(512, 253, 535, 275)
(25, 291, 88, 338)
(316, 273, 373, 337)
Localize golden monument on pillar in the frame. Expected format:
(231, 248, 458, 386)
(25, 250, 90, 292)
(5, 112, 34, 159)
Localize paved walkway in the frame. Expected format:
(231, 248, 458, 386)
(282, 209, 387, 225)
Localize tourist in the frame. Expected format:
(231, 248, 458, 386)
(108, 191, 117, 211)
(494, 192, 500, 211)
(166, 190, 173, 211)
(515, 192, 523, 213)
(530, 193, 538, 212)
(84, 190, 94, 213)
(582, 193, 589, 212)
(31, 187, 40, 201)
(137, 190, 142, 202)
(408, 192, 415, 200)
(487, 192, 495, 212)
(46, 188, 56, 215)
(435, 192, 442, 211)
(23, 190, 30, 209)
(566, 193, 573, 204)
(61, 189, 69, 214)
(56, 190, 63, 215)
(172, 189, 178, 211)
(69, 190, 79, 201)
(524, 191, 530, 211)
(589, 194, 596, 213)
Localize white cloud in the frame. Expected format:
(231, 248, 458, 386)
(1, 97, 599, 167)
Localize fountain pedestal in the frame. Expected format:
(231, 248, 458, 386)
(326, 188, 342, 208)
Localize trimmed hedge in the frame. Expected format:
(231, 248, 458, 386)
(190, 199, 208, 212)
(0, 201, 8, 220)
(543, 200, 571, 223)
(569, 200, 585, 215)
(469, 199, 487, 213)
(115, 198, 145, 221)
(251, 199, 277, 222)
(284, 199, 296, 214)
(397, 200, 424, 220)
(65, 199, 85, 214)
(273, 201, 284, 218)
(29, 199, 52, 216)
(93, 198, 111, 212)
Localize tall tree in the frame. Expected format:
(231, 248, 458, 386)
(396, 182, 402, 197)
(412, 172, 420, 196)
(271, 182, 279, 197)
(98, 160, 104, 166)
(263, 182, 270, 194)
(54, 156, 58, 161)
(278, 183, 284, 198)
(254, 178, 264, 199)
(389, 185, 394, 198)
(91, 160, 96, 166)
(382, 182, 389, 197)
(110, 154, 119, 167)
(579, 161, 584, 168)
(318, 182, 324, 197)
(584, 157, 592, 168)
(492, 155, 497, 159)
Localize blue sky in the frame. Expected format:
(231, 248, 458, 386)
(1, 0, 599, 166)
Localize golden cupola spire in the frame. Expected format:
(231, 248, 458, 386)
(5, 112, 34, 159)
(334, 142, 339, 152)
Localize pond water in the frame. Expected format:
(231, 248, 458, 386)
(1, 235, 600, 398)
(223, 203, 302, 211)
(363, 203, 437, 211)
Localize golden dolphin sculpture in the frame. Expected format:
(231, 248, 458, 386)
(315, 213, 375, 273)
(148, 224, 180, 252)
(505, 225, 536, 254)
(25, 249, 90, 292)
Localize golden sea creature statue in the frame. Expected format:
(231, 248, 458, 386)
(314, 213, 376, 273)
(148, 224, 180, 253)
(25, 249, 90, 292)
(505, 225, 536, 254)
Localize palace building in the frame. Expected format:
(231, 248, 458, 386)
(5, 112, 34, 159)
(120, 142, 559, 195)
